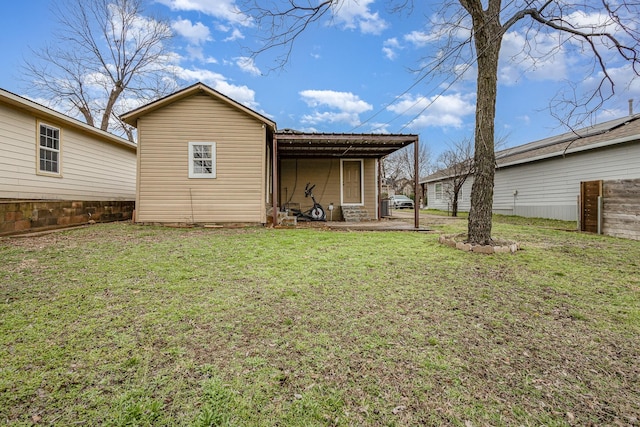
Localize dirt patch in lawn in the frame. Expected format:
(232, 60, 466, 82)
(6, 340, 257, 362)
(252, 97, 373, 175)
(439, 233, 520, 253)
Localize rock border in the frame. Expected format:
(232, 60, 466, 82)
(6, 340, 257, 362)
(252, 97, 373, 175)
(439, 233, 520, 254)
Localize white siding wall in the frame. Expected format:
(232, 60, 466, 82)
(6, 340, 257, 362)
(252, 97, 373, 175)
(0, 103, 136, 201)
(425, 141, 640, 220)
(426, 177, 474, 213)
(494, 142, 640, 220)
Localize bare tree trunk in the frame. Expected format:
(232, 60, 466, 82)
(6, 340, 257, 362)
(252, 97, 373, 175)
(101, 86, 124, 131)
(452, 194, 459, 217)
(465, 2, 502, 245)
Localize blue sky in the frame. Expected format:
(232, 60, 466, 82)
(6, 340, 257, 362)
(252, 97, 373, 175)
(1, 0, 639, 159)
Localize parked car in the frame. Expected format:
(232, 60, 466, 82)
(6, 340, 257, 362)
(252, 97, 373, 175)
(389, 195, 415, 209)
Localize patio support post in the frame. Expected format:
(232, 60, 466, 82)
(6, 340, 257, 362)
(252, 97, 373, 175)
(414, 137, 420, 229)
(377, 158, 382, 220)
(272, 135, 279, 225)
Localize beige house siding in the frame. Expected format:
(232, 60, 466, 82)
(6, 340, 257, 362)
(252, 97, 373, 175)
(0, 102, 136, 201)
(135, 93, 267, 224)
(279, 158, 378, 220)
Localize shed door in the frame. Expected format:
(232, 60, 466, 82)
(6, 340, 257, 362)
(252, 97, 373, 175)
(580, 180, 602, 232)
(342, 160, 362, 204)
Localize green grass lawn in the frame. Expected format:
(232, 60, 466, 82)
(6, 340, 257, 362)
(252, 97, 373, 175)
(1, 217, 638, 426)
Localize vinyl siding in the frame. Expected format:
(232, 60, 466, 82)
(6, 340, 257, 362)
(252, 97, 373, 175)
(0, 103, 136, 201)
(426, 140, 640, 220)
(279, 158, 377, 220)
(493, 142, 640, 220)
(426, 177, 474, 213)
(136, 93, 267, 223)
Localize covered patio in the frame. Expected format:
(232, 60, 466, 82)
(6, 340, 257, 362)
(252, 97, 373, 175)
(271, 131, 420, 228)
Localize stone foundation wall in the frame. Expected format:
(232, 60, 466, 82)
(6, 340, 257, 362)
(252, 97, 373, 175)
(0, 200, 135, 236)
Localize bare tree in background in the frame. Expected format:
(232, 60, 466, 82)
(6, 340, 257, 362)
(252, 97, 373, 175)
(22, 0, 176, 140)
(435, 134, 508, 216)
(242, 0, 640, 244)
(436, 137, 475, 217)
(383, 143, 431, 201)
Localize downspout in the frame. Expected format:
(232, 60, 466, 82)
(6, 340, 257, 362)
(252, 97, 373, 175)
(414, 137, 420, 229)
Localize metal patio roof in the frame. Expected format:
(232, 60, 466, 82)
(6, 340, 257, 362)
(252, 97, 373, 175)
(275, 131, 418, 158)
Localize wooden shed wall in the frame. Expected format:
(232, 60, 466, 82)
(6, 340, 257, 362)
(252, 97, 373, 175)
(602, 179, 640, 240)
(135, 93, 267, 224)
(279, 158, 377, 220)
(0, 103, 136, 201)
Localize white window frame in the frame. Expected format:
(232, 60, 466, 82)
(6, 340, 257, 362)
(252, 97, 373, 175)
(435, 182, 444, 200)
(188, 142, 216, 179)
(37, 122, 61, 176)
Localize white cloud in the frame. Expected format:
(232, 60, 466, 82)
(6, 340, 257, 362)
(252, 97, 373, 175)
(224, 28, 245, 42)
(331, 0, 388, 35)
(300, 90, 372, 114)
(499, 30, 568, 85)
(582, 63, 640, 107)
(367, 122, 391, 133)
(156, 0, 251, 26)
(185, 45, 204, 61)
(404, 30, 439, 48)
(564, 10, 621, 34)
(403, 17, 470, 48)
(299, 89, 373, 127)
(387, 92, 475, 129)
(182, 45, 218, 62)
(235, 56, 261, 76)
(596, 108, 627, 121)
(172, 18, 212, 44)
(383, 38, 401, 60)
(176, 67, 258, 109)
(498, 10, 630, 87)
(301, 111, 362, 127)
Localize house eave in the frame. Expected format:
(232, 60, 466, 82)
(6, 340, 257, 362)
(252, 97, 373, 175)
(497, 133, 639, 169)
(0, 88, 136, 152)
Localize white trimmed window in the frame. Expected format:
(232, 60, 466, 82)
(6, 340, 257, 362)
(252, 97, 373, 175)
(188, 142, 216, 178)
(435, 183, 444, 200)
(38, 123, 61, 175)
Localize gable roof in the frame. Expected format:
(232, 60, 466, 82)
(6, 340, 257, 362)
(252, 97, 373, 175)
(0, 88, 136, 152)
(120, 82, 276, 130)
(495, 114, 640, 167)
(422, 114, 640, 183)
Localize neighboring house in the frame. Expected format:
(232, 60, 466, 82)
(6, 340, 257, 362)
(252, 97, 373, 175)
(121, 82, 419, 226)
(1, 88, 137, 235)
(423, 114, 640, 221)
(422, 167, 474, 214)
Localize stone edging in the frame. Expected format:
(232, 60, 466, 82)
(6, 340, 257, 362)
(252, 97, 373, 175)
(439, 233, 520, 254)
